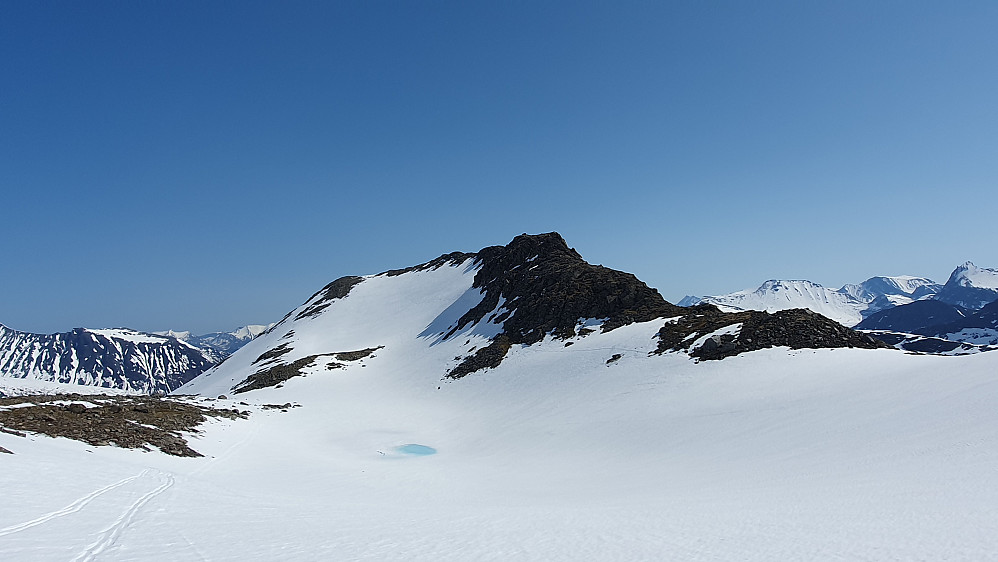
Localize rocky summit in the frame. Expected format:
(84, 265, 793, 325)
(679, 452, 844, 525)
(175, 232, 894, 395)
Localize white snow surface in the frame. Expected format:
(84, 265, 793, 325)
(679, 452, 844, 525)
(5, 261, 998, 560)
(230, 324, 273, 340)
(0, 377, 132, 398)
(694, 280, 866, 326)
(953, 261, 998, 289)
(839, 275, 938, 301)
(88, 329, 172, 345)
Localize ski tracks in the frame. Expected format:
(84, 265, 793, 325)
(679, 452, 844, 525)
(0, 468, 175, 561)
(0, 470, 150, 537)
(73, 470, 175, 561)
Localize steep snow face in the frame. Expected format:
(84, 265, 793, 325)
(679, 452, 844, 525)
(179, 258, 483, 397)
(950, 262, 998, 289)
(935, 262, 998, 310)
(839, 275, 941, 302)
(693, 280, 867, 327)
(0, 325, 214, 394)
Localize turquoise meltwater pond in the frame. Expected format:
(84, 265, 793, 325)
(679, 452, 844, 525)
(395, 444, 437, 456)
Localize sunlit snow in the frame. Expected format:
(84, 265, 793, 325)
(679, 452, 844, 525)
(3, 262, 998, 560)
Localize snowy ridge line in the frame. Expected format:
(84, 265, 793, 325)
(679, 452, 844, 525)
(0, 324, 215, 394)
(72, 470, 175, 562)
(0, 470, 150, 537)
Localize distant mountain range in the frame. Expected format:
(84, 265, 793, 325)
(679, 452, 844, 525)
(3, 236, 995, 395)
(680, 262, 996, 326)
(0, 324, 270, 394)
(858, 294, 998, 351)
(154, 325, 274, 358)
(680, 262, 998, 354)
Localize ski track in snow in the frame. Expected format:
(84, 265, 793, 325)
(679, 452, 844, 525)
(72, 470, 175, 562)
(0, 470, 150, 538)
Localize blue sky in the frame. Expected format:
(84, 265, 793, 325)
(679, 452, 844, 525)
(2, 1, 996, 334)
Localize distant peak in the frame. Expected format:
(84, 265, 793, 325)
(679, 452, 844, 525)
(758, 279, 823, 290)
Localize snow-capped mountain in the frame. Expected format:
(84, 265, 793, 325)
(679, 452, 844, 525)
(679, 280, 868, 327)
(0, 325, 215, 394)
(181, 233, 881, 397)
(682, 273, 955, 328)
(839, 276, 942, 302)
(851, 263, 998, 350)
(933, 261, 998, 310)
(155, 324, 273, 358)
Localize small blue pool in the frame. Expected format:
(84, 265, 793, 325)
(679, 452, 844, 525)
(395, 444, 437, 456)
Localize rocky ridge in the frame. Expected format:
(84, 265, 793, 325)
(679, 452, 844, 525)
(656, 305, 888, 361)
(446, 233, 885, 377)
(0, 325, 215, 394)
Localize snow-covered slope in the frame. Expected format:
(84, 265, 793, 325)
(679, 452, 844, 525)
(181, 257, 482, 397)
(685, 280, 868, 326)
(0, 325, 214, 394)
(5, 329, 998, 559)
(182, 233, 878, 397)
(934, 261, 998, 309)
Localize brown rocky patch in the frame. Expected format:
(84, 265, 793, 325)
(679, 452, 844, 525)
(0, 394, 246, 457)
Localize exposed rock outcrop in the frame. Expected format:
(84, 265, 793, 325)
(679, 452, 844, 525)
(0, 394, 246, 456)
(655, 305, 887, 361)
(446, 233, 684, 378)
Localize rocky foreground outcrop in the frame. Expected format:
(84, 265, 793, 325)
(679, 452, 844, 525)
(0, 394, 245, 456)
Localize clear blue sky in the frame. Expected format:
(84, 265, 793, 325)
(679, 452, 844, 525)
(2, 1, 996, 335)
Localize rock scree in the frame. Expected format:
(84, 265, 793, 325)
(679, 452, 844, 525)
(0, 394, 246, 456)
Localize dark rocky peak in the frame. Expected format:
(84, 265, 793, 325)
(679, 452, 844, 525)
(453, 232, 683, 346)
(446, 232, 683, 378)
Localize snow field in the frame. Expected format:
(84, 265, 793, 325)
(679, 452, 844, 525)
(4, 261, 998, 560)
